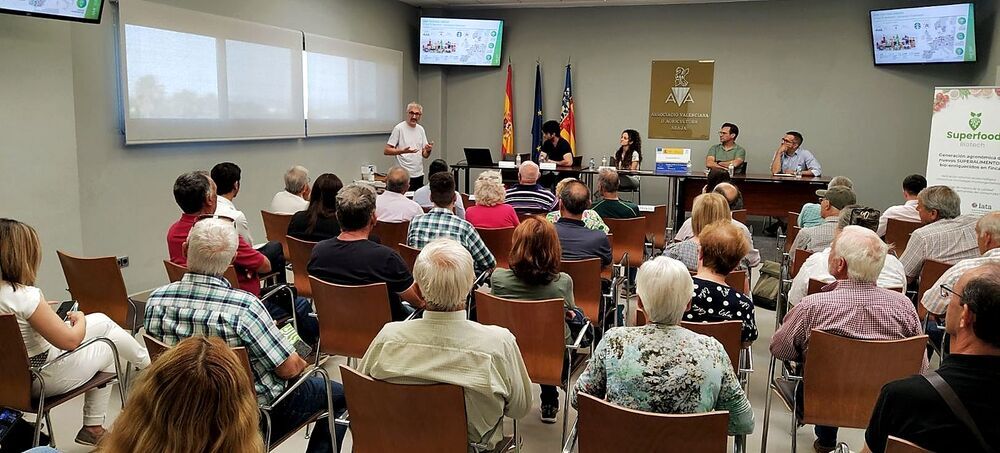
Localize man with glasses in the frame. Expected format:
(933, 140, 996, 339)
(789, 185, 856, 256)
(920, 211, 1000, 317)
(899, 185, 981, 284)
(385, 102, 434, 190)
(770, 131, 822, 177)
(863, 263, 1000, 453)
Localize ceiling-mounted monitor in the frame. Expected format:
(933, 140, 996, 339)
(870, 3, 975, 65)
(419, 17, 503, 67)
(0, 0, 105, 23)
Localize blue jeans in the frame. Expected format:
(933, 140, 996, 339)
(815, 425, 839, 447)
(266, 376, 347, 453)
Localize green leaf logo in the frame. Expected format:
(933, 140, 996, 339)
(969, 112, 982, 131)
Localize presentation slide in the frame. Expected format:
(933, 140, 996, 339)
(419, 17, 503, 67)
(871, 3, 975, 65)
(0, 0, 102, 21)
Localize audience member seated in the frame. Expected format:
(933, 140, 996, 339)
(465, 170, 519, 229)
(288, 173, 344, 242)
(572, 256, 754, 436)
(269, 165, 311, 214)
(490, 217, 580, 423)
(675, 182, 760, 267)
(920, 211, 1000, 316)
(375, 166, 423, 223)
(147, 218, 347, 452)
(413, 159, 466, 219)
(214, 162, 289, 284)
(789, 206, 906, 306)
(553, 179, 611, 266)
(797, 176, 853, 228)
(703, 168, 732, 196)
(545, 177, 609, 233)
(876, 174, 927, 236)
(900, 185, 981, 282)
(592, 168, 640, 219)
(0, 218, 150, 447)
(665, 193, 741, 272)
(358, 238, 532, 449)
(99, 336, 264, 452)
(789, 185, 856, 255)
(407, 172, 496, 274)
(308, 183, 424, 321)
(687, 221, 758, 345)
(863, 264, 1000, 453)
(771, 226, 924, 452)
(168, 171, 317, 343)
(506, 161, 557, 215)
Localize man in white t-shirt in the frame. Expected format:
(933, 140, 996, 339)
(876, 174, 926, 236)
(384, 102, 434, 190)
(269, 165, 310, 214)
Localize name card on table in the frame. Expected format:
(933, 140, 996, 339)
(498, 161, 516, 169)
(638, 205, 655, 213)
(539, 162, 557, 170)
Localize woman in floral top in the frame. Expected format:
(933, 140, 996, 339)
(688, 221, 758, 344)
(545, 177, 609, 232)
(571, 256, 754, 435)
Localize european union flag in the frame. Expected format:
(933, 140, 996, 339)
(530, 63, 543, 162)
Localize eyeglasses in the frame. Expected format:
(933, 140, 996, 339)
(196, 214, 236, 224)
(940, 283, 977, 312)
(780, 138, 796, 145)
(407, 111, 423, 116)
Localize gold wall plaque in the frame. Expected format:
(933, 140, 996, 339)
(648, 60, 715, 140)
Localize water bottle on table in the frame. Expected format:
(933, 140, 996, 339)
(588, 158, 595, 170)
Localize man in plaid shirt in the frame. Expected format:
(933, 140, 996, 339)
(899, 185, 980, 283)
(771, 225, 924, 453)
(921, 212, 1000, 316)
(146, 218, 347, 453)
(407, 172, 496, 273)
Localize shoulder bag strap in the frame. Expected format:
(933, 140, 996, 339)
(923, 371, 995, 453)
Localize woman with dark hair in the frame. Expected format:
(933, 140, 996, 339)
(614, 129, 642, 192)
(490, 216, 579, 424)
(288, 173, 343, 242)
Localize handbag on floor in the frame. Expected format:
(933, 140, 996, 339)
(752, 260, 781, 310)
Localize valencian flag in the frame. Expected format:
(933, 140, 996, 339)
(530, 63, 543, 162)
(501, 63, 515, 157)
(559, 64, 576, 155)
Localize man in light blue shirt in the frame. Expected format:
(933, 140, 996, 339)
(770, 131, 822, 176)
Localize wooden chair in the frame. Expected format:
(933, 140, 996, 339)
(560, 258, 604, 325)
(680, 320, 741, 375)
(398, 243, 421, 272)
(373, 220, 409, 254)
(884, 219, 922, 256)
(142, 333, 170, 361)
(641, 205, 669, 251)
(725, 270, 749, 295)
(516, 211, 545, 223)
(0, 314, 124, 448)
(310, 278, 392, 361)
(285, 236, 318, 298)
(476, 226, 515, 269)
(261, 210, 293, 257)
(576, 393, 728, 453)
(460, 192, 474, 208)
(163, 260, 240, 288)
(791, 248, 812, 278)
(731, 209, 748, 226)
(885, 435, 932, 453)
(57, 250, 139, 332)
(807, 278, 829, 295)
(760, 330, 928, 453)
(783, 226, 802, 254)
(340, 365, 514, 453)
(422, 206, 433, 213)
(603, 217, 647, 269)
(777, 211, 799, 253)
(915, 259, 953, 319)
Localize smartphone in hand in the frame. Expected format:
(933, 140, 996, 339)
(55, 300, 79, 321)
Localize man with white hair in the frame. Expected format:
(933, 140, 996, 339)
(771, 225, 923, 452)
(920, 211, 1000, 316)
(592, 168, 640, 219)
(505, 161, 557, 215)
(375, 166, 423, 222)
(269, 165, 311, 214)
(385, 102, 434, 190)
(358, 238, 532, 450)
(147, 218, 348, 452)
(899, 185, 980, 282)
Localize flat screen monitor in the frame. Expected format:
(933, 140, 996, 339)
(870, 3, 975, 65)
(0, 0, 104, 23)
(419, 17, 503, 67)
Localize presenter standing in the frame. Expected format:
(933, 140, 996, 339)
(706, 123, 746, 172)
(769, 131, 821, 177)
(385, 102, 434, 190)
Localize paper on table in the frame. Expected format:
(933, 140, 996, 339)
(773, 173, 795, 177)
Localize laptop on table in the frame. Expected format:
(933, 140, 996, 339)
(464, 148, 495, 166)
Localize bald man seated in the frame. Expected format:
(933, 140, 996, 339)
(505, 161, 557, 215)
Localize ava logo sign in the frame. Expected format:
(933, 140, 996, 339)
(666, 67, 694, 106)
(969, 112, 982, 131)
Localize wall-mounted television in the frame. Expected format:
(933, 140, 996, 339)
(0, 0, 104, 24)
(870, 3, 975, 65)
(419, 17, 503, 67)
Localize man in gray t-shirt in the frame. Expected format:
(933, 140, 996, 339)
(384, 102, 434, 189)
(706, 122, 746, 172)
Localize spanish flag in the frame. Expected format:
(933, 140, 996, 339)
(559, 64, 576, 155)
(502, 64, 515, 157)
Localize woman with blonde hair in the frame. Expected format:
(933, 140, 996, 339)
(0, 218, 149, 446)
(99, 336, 264, 453)
(663, 193, 741, 271)
(466, 170, 519, 228)
(545, 177, 609, 232)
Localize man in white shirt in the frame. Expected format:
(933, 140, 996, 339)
(211, 162, 253, 244)
(269, 165, 310, 214)
(920, 211, 1000, 315)
(375, 167, 423, 222)
(876, 174, 926, 236)
(384, 102, 434, 190)
(899, 185, 981, 282)
(789, 206, 906, 305)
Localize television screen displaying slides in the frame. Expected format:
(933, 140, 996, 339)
(870, 3, 975, 65)
(0, 0, 104, 23)
(420, 17, 503, 67)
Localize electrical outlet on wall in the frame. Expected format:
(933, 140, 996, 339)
(117, 256, 129, 268)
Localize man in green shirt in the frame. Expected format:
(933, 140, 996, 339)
(592, 168, 640, 219)
(706, 122, 746, 172)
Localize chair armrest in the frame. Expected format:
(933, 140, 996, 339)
(739, 346, 754, 375)
(568, 321, 593, 350)
(261, 366, 329, 411)
(37, 337, 120, 373)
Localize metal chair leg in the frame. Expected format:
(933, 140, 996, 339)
(790, 385, 799, 453)
(760, 356, 777, 453)
(44, 411, 55, 448)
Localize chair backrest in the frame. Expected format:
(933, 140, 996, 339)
(787, 211, 800, 229)
(260, 210, 293, 257)
(802, 330, 928, 428)
(807, 278, 828, 295)
(725, 270, 748, 295)
(163, 260, 240, 288)
(421, 206, 433, 213)
(57, 250, 130, 327)
(603, 217, 647, 268)
(372, 220, 410, 255)
(635, 307, 647, 326)
(917, 259, 953, 319)
(643, 205, 668, 250)
(731, 209, 748, 225)
(460, 192, 473, 208)
(884, 219, 922, 256)
(474, 290, 565, 386)
(885, 436, 932, 453)
(285, 236, 318, 298)
(516, 212, 545, 223)
(476, 227, 515, 269)
(560, 258, 603, 321)
(0, 314, 33, 411)
(791, 247, 812, 278)
(577, 392, 729, 453)
(142, 333, 170, 362)
(397, 243, 420, 272)
(310, 278, 392, 359)
(680, 320, 742, 374)
(784, 226, 802, 253)
(340, 365, 469, 452)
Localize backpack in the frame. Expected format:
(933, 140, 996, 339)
(752, 260, 781, 310)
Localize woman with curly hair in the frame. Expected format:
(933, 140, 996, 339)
(614, 129, 642, 191)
